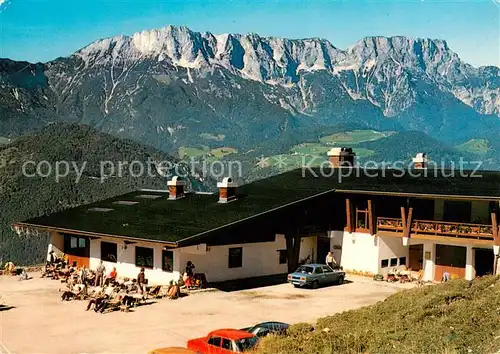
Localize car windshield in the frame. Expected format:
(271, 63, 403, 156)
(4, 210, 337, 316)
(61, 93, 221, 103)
(235, 336, 259, 352)
(296, 266, 314, 274)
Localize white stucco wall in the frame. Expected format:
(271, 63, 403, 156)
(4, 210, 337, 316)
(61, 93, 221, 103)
(328, 230, 344, 265)
(378, 236, 409, 275)
(340, 231, 379, 274)
(88, 237, 181, 285)
(47, 231, 64, 258)
(82, 234, 316, 285)
(175, 235, 317, 283)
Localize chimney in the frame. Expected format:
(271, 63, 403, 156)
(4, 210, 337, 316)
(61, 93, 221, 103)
(167, 176, 186, 200)
(412, 153, 428, 169)
(327, 147, 355, 167)
(217, 177, 237, 203)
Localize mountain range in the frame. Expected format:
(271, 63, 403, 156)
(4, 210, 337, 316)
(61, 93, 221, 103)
(1, 25, 499, 173)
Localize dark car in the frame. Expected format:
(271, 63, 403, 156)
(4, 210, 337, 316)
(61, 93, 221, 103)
(243, 321, 289, 338)
(287, 264, 345, 289)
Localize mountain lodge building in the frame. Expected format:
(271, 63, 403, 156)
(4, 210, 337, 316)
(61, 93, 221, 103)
(12, 150, 500, 285)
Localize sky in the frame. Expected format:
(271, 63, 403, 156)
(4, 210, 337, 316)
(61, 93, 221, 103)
(0, 0, 498, 67)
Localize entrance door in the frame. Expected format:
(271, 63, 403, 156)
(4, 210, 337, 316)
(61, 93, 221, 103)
(475, 248, 494, 276)
(435, 244, 466, 281)
(408, 244, 423, 271)
(63, 235, 90, 267)
(317, 238, 330, 265)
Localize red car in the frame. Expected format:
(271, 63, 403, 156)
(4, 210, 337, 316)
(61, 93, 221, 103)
(187, 329, 258, 353)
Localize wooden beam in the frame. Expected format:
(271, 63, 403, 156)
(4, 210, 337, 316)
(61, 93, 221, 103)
(406, 207, 414, 238)
(368, 199, 374, 235)
(400, 207, 407, 233)
(346, 198, 352, 233)
(492, 212, 499, 244)
(491, 212, 499, 275)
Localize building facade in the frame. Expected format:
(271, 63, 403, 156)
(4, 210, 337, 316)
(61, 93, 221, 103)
(13, 150, 500, 285)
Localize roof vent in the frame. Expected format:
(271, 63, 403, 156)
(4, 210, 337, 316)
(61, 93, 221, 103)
(217, 177, 238, 203)
(88, 207, 114, 212)
(327, 147, 355, 167)
(167, 176, 186, 200)
(412, 152, 428, 169)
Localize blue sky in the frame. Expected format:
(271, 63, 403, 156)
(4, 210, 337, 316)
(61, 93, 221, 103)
(0, 0, 498, 67)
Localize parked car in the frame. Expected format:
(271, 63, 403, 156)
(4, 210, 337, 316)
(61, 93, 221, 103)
(287, 264, 345, 289)
(243, 321, 289, 338)
(148, 348, 197, 354)
(187, 329, 258, 353)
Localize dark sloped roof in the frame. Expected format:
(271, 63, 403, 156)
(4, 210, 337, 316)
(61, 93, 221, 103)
(17, 167, 500, 243)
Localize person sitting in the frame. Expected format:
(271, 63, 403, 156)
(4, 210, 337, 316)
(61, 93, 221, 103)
(442, 272, 451, 282)
(104, 267, 117, 286)
(167, 282, 180, 300)
(61, 283, 87, 301)
(19, 268, 29, 280)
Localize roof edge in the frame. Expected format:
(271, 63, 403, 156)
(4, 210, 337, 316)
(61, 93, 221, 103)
(11, 222, 178, 246)
(335, 189, 500, 201)
(177, 189, 337, 246)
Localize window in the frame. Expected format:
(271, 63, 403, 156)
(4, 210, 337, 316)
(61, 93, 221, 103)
(101, 242, 117, 263)
(322, 266, 332, 273)
(208, 337, 221, 347)
(314, 267, 323, 274)
(356, 209, 369, 229)
(399, 257, 407, 266)
(222, 339, 232, 350)
(69, 236, 87, 249)
(64, 235, 89, 257)
(228, 247, 243, 268)
(162, 250, 174, 272)
(381, 259, 389, 268)
(278, 250, 287, 264)
(390, 258, 398, 267)
(135, 247, 154, 268)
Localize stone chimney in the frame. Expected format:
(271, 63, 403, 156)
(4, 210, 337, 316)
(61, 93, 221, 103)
(412, 153, 428, 169)
(167, 176, 186, 200)
(327, 147, 355, 167)
(217, 177, 237, 203)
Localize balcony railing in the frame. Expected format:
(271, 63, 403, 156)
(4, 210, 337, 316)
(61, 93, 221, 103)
(377, 217, 494, 240)
(377, 217, 404, 232)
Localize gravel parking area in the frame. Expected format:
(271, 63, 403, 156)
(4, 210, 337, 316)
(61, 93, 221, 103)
(0, 273, 413, 354)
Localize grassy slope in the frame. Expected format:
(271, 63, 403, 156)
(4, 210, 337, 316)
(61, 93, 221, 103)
(454, 139, 489, 155)
(256, 276, 500, 354)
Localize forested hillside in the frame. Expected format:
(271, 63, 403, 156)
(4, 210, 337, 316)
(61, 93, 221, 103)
(0, 123, 210, 265)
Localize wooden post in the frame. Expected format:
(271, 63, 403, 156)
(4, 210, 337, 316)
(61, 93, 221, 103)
(346, 198, 352, 233)
(401, 207, 407, 236)
(406, 207, 414, 238)
(368, 199, 374, 235)
(285, 227, 302, 273)
(492, 212, 499, 275)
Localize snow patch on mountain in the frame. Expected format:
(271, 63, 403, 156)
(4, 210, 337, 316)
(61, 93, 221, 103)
(69, 25, 499, 117)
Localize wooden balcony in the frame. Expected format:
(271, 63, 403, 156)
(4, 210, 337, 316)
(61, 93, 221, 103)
(377, 217, 494, 241)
